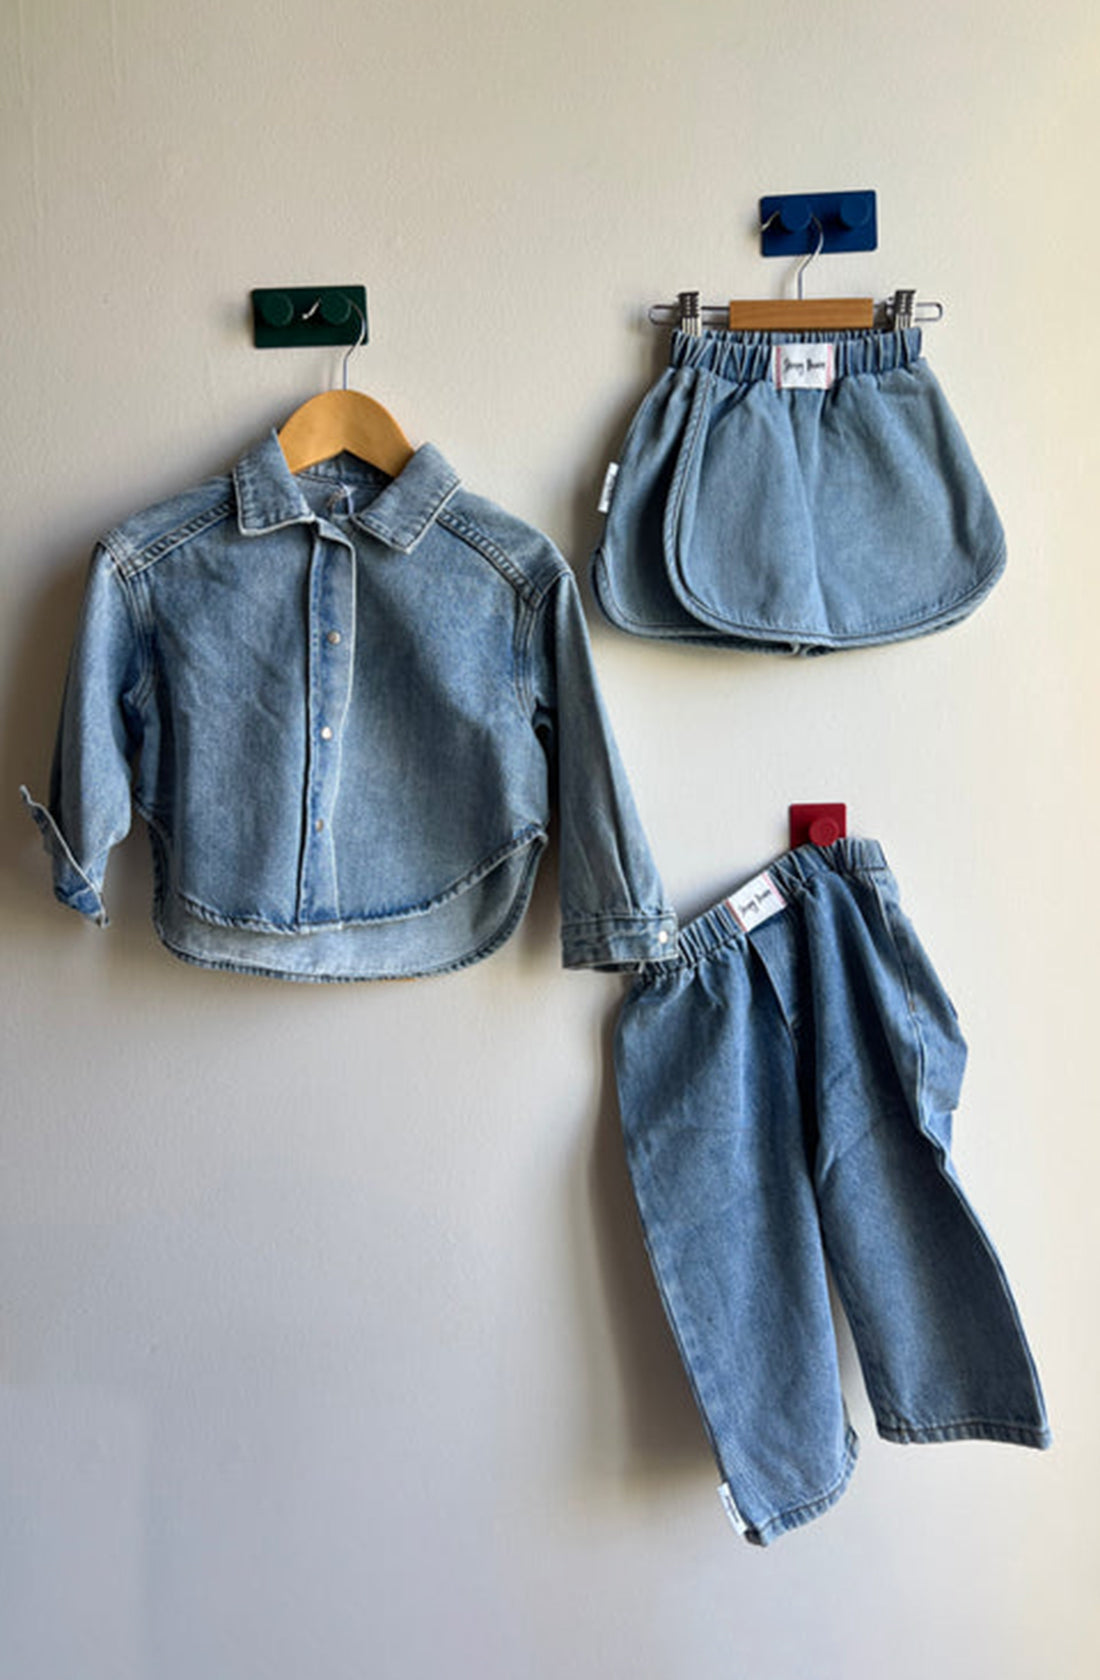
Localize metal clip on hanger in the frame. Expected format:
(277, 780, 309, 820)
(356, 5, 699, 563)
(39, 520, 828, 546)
(875, 288, 944, 330)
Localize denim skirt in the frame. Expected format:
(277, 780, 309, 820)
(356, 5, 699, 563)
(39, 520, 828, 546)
(592, 328, 1006, 652)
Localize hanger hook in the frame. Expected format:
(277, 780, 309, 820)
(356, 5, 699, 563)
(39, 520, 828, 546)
(794, 216, 825, 301)
(340, 300, 368, 390)
(299, 294, 368, 388)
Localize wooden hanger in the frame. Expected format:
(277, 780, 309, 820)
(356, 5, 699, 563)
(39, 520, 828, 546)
(726, 296, 874, 329)
(277, 298, 415, 477)
(277, 388, 415, 477)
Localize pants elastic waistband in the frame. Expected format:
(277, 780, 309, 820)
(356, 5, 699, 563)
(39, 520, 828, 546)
(669, 328, 923, 382)
(661, 838, 889, 973)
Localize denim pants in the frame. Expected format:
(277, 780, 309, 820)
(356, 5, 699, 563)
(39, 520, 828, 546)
(614, 839, 1050, 1545)
(592, 328, 1006, 651)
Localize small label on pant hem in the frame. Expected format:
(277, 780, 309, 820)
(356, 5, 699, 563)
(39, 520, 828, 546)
(718, 1482, 750, 1534)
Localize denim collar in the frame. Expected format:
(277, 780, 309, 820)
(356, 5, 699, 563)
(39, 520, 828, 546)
(234, 430, 461, 554)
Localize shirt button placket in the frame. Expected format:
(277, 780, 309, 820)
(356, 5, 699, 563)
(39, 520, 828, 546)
(302, 536, 353, 921)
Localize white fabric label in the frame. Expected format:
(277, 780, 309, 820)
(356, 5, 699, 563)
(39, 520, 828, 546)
(597, 461, 619, 513)
(717, 1482, 750, 1535)
(727, 869, 787, 933)
(772, 343, 835, 390)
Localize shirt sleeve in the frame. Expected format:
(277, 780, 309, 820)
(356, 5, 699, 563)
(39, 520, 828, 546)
(530, 568, 678, 970)
(21, 546, 145, 926)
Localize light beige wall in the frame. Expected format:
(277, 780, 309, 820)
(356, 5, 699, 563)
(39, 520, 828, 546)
(2, 2, 1097, 1676)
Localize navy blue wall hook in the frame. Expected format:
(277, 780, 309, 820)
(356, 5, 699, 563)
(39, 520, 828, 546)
(759, 193, 877, 257)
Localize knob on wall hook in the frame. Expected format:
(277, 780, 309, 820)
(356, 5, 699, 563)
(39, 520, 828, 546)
(768, 195, 813, 236)
(789, 803, 848, 849)
(837, 192, 873, 233)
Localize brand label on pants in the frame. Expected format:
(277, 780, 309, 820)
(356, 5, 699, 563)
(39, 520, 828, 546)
(728, 869, 787, 932)
(772, 343, 835, 390)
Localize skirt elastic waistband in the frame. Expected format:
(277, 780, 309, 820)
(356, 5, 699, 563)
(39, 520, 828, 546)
(669, 327, 923, 382)
(661, 838, 889, 973)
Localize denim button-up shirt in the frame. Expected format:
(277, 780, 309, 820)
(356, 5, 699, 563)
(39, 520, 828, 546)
(22, 433, 677, 980)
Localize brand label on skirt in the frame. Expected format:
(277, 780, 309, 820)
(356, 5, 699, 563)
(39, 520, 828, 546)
(728, 869, 788, 932)
(772, 343, 835, 390)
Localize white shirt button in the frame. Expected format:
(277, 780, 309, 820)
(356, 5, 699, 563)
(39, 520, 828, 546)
(314, 818, 325, 833)
(320, 725, 333, 740)
(657, 930, 670, 945)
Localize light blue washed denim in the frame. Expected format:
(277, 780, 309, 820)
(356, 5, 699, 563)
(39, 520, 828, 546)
(21, 433, 677, 980)
(592, 328, 1006, 651)
(614, 839, 1050, 1545)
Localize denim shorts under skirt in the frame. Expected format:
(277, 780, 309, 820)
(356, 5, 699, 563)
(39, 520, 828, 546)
(592, 329, 1005, 652)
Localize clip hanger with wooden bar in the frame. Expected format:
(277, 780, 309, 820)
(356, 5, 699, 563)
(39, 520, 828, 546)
(649, 287, 944, 334)
(277, 296, 415, 479)
(649, 218, 943, 335)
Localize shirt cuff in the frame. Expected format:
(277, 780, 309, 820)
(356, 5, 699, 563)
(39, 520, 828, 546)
(560, 909, 678, 972)
(20, 787, 109, 926)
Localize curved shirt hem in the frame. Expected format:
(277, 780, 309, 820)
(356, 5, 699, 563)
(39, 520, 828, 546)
(153, 834, 548, 981)
(174, 824, 548, 935)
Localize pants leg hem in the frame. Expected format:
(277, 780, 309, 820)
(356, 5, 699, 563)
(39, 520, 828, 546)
(877, 1417, 1052, 1449)
(719, 1424, 861, 1546)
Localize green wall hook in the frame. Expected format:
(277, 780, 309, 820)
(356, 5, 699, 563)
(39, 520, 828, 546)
(251, 286, 368, 348)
